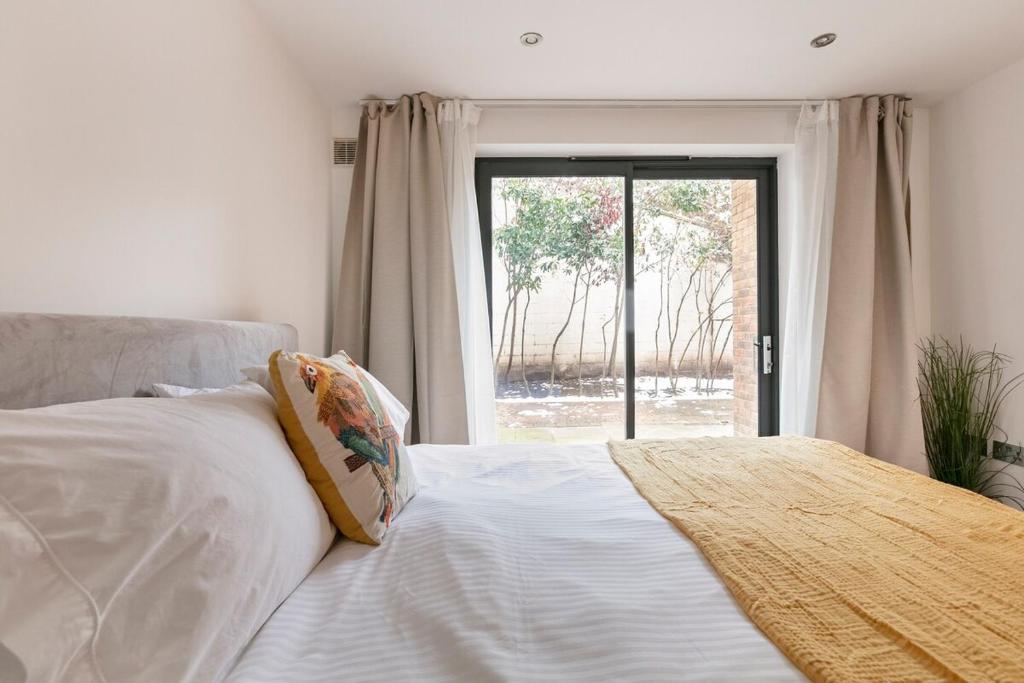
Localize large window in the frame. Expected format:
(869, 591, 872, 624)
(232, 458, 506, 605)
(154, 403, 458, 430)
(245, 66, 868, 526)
(476, 158, 778, 443)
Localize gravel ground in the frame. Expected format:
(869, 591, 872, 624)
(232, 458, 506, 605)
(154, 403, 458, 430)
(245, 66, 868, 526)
(496, 396, 732, 429)
(494, 375, 735, 443)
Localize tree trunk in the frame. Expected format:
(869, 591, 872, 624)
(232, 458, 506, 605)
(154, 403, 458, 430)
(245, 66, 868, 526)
(663, 267, 675, 393)
(709, 320, 732, 393)
(577, 274, 592, 396)
(520, 289, 532, 397)
(493, 290, 514, 374)
(549, 268, 582, 393)
(681, 297, 732, 387)
(705, 304, 715, 394)
(600, 269, 622, 381)
(702, 266, 732, 392)
(693, 272, 708, 393)
(505, 290, 518, 383)
(653, 263, 665, 394)
(605, 273, 625, 397)
(667, 268, 699, 393)
(601, 316, 611, 381)
(676, 325, 701, 380)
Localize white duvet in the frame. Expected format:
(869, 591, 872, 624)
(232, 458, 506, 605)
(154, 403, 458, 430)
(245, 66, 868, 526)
(228, 443, 803, 683)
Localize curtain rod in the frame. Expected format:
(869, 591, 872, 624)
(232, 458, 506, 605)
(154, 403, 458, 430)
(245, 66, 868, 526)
(356, 98, 826, 110)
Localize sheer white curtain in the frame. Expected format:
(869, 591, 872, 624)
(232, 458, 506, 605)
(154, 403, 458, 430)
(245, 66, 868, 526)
(780, 102, 839, 435)
(438, 100, 497, 444)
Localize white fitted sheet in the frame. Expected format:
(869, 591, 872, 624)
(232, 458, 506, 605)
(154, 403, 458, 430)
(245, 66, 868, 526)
(227, 443, 803, 682)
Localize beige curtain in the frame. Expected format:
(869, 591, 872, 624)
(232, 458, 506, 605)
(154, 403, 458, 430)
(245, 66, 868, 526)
(816, 96, 926, 473)
(333, 93, 469, 444)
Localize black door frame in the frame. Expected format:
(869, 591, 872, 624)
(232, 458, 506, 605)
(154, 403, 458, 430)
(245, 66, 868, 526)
(475, 156, 779, 437)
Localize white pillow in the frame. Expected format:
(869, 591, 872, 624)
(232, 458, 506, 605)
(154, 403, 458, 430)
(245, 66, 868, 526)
(0, 383, 334, 682)
(243, 355, 411, 434)
(151, 382, 223, 398)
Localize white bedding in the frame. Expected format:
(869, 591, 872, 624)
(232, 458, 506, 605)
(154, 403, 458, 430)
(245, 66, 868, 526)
(228, 443, 803, 682)
(0, 384, 334, 683)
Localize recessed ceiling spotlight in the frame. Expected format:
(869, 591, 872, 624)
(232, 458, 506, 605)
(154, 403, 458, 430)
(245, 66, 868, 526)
(520, 32, 543, 47)
(810, 32, 837, 48)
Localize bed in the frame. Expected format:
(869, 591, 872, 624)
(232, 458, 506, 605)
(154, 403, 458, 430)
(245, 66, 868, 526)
(0, 313, 799, 682)
(2, 314, 1022, 683)
(227, 442, 800, 682)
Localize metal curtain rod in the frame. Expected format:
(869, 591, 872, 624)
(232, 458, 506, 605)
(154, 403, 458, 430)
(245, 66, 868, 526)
(356, 98, 826, 110)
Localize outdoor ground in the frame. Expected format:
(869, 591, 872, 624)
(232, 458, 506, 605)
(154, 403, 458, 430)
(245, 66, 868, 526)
(495, 375, 735, 443)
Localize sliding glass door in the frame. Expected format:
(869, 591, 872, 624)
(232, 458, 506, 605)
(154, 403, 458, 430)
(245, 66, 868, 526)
(476, 158, 778, 443)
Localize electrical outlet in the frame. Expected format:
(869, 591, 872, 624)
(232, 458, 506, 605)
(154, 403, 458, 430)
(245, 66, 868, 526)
(992, 440, 1023, 464)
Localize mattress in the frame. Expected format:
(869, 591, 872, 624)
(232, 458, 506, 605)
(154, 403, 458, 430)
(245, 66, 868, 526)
(227, 443, 803, 682)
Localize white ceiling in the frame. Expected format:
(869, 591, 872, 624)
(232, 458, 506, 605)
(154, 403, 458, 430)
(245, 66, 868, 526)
(251, 0, 1024, 109)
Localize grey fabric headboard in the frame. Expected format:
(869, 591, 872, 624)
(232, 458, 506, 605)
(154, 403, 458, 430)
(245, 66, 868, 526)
(0, 313, 297, 409)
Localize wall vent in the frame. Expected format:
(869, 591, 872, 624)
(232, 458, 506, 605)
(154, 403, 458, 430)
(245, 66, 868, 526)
(333, 138, 357, 166)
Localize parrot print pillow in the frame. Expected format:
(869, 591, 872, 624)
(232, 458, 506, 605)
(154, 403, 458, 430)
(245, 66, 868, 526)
(269, 350, 417, 545)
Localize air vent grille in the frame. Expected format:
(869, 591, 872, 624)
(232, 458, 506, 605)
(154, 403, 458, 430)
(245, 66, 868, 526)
(333, 138, 357, 165)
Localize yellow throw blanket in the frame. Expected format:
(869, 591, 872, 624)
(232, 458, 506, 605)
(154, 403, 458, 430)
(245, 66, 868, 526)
(609, 436, 1024, 682)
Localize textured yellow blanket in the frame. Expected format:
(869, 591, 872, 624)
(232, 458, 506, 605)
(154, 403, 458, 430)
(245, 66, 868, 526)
(609, 436, 1024, 682)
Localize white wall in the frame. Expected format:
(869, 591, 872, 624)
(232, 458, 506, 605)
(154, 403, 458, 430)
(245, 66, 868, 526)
(0, 0, 332, 352)
(910, 108, 931, 336)
(476, 107, 797, 147)
(330, 107, 360, 326)
(931, 54, 1024, 450)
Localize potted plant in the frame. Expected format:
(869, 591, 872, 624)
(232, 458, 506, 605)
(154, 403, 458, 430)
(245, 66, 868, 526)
(917, 336, 1024, 507)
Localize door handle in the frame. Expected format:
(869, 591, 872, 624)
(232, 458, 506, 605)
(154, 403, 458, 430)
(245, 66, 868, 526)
(753, 335, 773, 375)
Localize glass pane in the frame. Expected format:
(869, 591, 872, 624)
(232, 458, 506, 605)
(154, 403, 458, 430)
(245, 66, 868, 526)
(491, 177, 626, 444)
(632, 178, 759, 438)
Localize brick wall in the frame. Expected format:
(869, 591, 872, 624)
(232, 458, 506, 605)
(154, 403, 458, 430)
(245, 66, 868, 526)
(730, 180, 759, 435)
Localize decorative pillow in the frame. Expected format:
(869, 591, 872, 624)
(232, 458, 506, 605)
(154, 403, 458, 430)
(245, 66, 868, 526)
(0, 383, 334, 682)
(243, 359, 411, 435)
(269, 350, 417, 544)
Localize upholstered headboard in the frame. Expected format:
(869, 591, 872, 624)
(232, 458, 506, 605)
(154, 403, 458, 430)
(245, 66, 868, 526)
(0, 313, 297, 409)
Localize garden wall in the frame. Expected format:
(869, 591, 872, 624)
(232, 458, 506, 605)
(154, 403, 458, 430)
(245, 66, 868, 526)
(491, 261, 733, 379)
(491, 178, 762, 391)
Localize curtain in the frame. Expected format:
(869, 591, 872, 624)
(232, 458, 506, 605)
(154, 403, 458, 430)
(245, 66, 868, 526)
(780, 101, 839, 436)
(438, 100, 497, 444)
(815, 96, 926, 473)
(333, 93, 469, 444)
